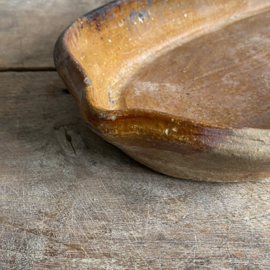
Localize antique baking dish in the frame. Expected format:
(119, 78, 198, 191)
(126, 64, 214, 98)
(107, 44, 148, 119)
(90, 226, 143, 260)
(54, 0, 270, 182)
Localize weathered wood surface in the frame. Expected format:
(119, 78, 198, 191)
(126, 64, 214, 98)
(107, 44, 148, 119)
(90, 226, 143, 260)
(0, 0, 111, 69)
(1, 72, 270, 269)
(1, 0, 270, 269)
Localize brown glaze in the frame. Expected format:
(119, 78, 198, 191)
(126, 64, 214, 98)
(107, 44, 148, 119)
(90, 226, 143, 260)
(54, 0, 270, 182)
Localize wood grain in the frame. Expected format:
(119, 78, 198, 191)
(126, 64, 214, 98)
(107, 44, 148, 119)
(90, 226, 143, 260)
(1, 72, 270, 268)
(0, 0, 111, 70)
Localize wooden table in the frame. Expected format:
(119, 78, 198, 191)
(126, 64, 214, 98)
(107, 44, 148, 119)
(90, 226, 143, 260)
(1, 1, 270, 269)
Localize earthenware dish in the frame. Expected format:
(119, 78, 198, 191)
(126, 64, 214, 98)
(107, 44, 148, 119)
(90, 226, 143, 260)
(54, 0, 270, 182)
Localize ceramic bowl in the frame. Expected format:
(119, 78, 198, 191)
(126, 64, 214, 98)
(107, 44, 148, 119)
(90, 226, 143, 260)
(54, 0, 270, 182)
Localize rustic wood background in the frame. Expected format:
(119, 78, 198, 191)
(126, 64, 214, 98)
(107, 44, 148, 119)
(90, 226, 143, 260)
(1, 0, 270, 269)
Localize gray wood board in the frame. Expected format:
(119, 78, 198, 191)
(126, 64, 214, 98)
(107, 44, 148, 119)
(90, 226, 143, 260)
(0, 0, 111, 69)
(1, 72, 270, 269)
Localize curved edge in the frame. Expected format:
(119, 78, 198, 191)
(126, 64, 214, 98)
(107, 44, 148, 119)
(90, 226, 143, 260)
(54, 28, 232, 156)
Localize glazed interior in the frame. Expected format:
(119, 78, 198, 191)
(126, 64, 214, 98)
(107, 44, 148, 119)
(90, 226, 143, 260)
(122, 10, 270, 129)
(66, 0, 270, 128)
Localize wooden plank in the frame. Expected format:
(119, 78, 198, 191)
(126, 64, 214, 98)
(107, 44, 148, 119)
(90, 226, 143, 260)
(0, 0, 111, 70)
(1, 71, 270, 268)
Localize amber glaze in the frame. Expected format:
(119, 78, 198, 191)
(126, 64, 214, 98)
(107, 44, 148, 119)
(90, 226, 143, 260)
(54, 0, 270, 182)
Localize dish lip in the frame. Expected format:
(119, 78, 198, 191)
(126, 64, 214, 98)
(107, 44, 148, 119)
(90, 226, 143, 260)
(54, 0, 270, 155)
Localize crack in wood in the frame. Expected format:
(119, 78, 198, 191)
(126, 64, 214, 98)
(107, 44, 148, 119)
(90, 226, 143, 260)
(0, 67, 56, 72)
(64, 127, 77, 156)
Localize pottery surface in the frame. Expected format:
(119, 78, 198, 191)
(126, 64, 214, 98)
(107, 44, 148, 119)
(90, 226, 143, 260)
(54, 0, 270, 182)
